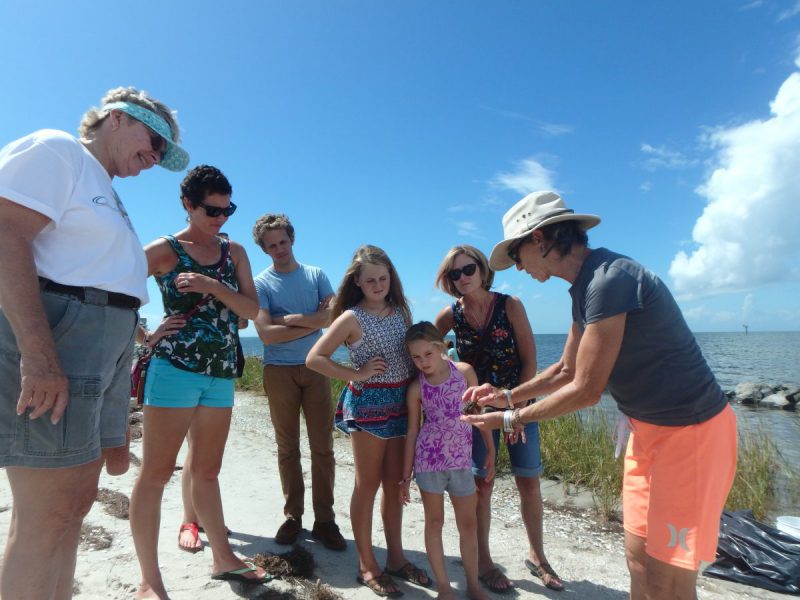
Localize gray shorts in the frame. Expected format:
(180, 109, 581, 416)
(0, 289, 138, 468)
(415, 468, 476, 497)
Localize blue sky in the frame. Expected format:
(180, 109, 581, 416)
(2, 1, 799, 333)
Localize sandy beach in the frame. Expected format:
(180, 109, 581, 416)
(0, 392, 783, 599)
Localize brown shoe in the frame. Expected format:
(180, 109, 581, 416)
(274, 517, 302, 545)
(312, 520, 347, 551)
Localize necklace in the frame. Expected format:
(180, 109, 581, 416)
(462, 294, 493, 331)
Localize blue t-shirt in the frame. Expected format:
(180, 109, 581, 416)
(254, 263, 334, 366)
(569, 248, 726, 426)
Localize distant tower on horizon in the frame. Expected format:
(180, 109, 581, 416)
(743, 324, 749, 335)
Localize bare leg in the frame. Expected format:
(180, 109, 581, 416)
(130, 406, 195, 599)
(450, 492, 488, 600)
(349, 432, 390, 583)
(625, 531, 697, 600)
(187, 406, 265, 579)
(2, 459, 103, 600)
(381, 437, 407, 570)
(517, 475, 562, 589)
(420, 490, 452, 598)
(178, 449, 202, 551)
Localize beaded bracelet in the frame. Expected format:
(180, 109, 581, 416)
(512, 408, 522, 427)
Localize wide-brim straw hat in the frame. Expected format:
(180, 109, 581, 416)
(489, 191, 600, 271)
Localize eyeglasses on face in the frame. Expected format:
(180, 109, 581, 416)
(198, 201, 237, 218)
(447, 262, 478, 281)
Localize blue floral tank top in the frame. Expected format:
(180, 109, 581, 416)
(153, 235, 240, 378)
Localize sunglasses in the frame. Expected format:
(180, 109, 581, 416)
(507, 237, 529, 264)
(447, 262, 478, 281)
(198, 201, 237, 218)
(508, 236, 556, 264)
(148, 129, 166, 161)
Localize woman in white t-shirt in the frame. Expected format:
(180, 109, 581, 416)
(0, 87, 188, 600)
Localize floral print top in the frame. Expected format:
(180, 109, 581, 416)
(153, 235, 240, 378)
(452, 292, 521, 389)
(414, 361, 472, 473)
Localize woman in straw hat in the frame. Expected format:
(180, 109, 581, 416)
(463, 191, 737, 600)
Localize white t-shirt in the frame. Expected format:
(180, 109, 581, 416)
(0, 129, 148, 303)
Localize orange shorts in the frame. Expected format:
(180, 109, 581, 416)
(622, 404, 737, 570)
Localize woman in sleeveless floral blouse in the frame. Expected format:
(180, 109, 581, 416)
(434, 245, 563, 593)
(307, 246, 431, 597)
(130, 166, 266, 599)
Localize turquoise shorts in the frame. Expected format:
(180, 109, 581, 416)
(144, 357, 234, 408)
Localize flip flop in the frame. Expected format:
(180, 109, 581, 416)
(178, 522, 203, 553)
(478, 567, 515, 594)
(356, 573, 403, 597)
(211, 560, 273, 584)
(384, 562, 432, 588)
(524, 559, 564, 592)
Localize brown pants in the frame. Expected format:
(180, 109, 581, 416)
(263, 364, 335, 522)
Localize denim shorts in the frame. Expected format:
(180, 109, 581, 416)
(415, 468, 476, 497)
(472, 417, 543, 478)
(144, 357, 234, 408)
(0, 290, 138, 468)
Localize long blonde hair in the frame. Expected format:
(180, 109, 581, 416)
(331, 245, 412, 325)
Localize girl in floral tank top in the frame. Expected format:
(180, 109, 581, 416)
(400, 322, 494, 600)
(307, 246, 430, 596)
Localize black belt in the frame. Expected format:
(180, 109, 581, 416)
(39, 278, 141, 310)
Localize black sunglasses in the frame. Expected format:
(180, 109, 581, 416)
(447, 262, 478, 281)
(148, 130, 166, 161)
(198, 201, 237, 218)
(507, 237, 530, 264)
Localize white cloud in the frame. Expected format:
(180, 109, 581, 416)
(669, 64, 800, 297)
(739, 0, 763, 10)
(639, 143, 697, 171)
(640, 181, 652, 192)
(779, 0, 800, 21)
(539, 122, 574, 136)
(453, 220, 484, 239)
(741, 294, 755, 324)
(491, 158, 557, 195)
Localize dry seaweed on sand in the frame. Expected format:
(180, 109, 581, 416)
(79, 523, 113, 551)
(252, 545, 343, 600)
(95, 487, 130, 519)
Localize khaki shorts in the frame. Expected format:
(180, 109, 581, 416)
(0, 290, 137, 468)
(622, 404, 738, 569)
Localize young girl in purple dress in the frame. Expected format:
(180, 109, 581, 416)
(400, 322, 494, 600)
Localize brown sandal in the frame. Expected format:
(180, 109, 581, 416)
(357, 573, 403, 597)
(525, 559, 564, 591)
(385, 562, 432, 588)
(478, 567, 514, 594)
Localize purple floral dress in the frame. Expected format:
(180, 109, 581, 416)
(414, 361, 472, 473)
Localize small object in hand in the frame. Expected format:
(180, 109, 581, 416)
(462, 398, 480, 415)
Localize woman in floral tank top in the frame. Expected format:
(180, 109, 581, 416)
(434, 245, 563, 593)
(130, 166, 266, 598)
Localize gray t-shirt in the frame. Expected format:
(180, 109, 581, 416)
(569, 248, 725, 426)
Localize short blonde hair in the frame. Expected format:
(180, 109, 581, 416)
(435, 245, 494, 298)
(79, 86, 181, 142)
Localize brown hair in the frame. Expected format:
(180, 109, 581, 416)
(331, 245, 412, 325)
(405, 321, 446, 350)
(252, 213, 295, 249)
(435, 244, 494, 298)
